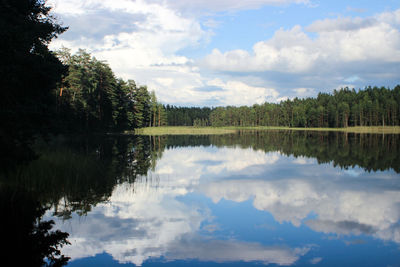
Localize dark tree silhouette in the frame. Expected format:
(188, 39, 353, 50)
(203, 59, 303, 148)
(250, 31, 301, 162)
(0, 0, 67, 167)
(0, 186, 70, 266)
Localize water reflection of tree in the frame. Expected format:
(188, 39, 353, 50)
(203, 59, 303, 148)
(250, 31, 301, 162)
(0, 134, 161, 265)
(150, 131, 400, 173)
(0, 186, 70, 266)
(1, 132, 397, 264)
(224, 131, 400, 173)
(1, 135, 160, 218)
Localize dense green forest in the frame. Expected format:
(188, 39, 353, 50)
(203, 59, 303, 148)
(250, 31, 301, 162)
(0, 0, 166, 168)
(209, 86, 400, 128)
(54, 48, 167, 132)
(165, 105, 211, 126)
(165, 86, 400, 128)
(1, 0, 400, 169)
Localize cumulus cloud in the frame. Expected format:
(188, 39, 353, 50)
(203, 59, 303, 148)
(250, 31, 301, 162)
(162, 0, 310, 13)
(306, 17, 378, 32)
(49, 0, 291, 106)
(206, 78, 280, 105)
(204, 10, 400, 74)
(48, 0, 212, 104)
(202, 9, 400, 97)
(293, 88, 316, 98)
(48, 0, 400, 106)
(49, 0, 207, 67)
(203, 25, 318, 73)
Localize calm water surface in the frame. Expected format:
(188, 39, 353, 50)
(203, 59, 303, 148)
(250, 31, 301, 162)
(2, 131, 400, 266)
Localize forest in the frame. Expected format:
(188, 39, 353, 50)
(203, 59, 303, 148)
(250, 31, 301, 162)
(38, 48, 400, 131)
(1, 0, 400, 169)
(208, 86, 400, 128)
(54, 48, 167, 132)
(0, 0, 167, 167)
(164, 85, 400, 128)
(1, 2, 399, 266)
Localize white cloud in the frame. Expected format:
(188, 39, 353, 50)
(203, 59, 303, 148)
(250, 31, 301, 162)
(203, 26, 318, 73)
(50, 0, 208, 67)
(162, 0, 310, 13)
(204, 10, 400, 74)
(293, 88, 316, 98)
(48, 0, 89, 15)
(206, 78, 281, 105)
(49, 0, 284, 106)
(376, 9, 400, 26)
(48, 0, 400, 106)
(306, 17, 378, 32)
(49, 0, 212, 105)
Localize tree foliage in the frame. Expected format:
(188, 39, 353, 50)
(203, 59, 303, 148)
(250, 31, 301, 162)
(208, 86, 400, 128)
(0, 0, 67, 166)
(55, 49, 165, 132)
(165, 105, 211, 126)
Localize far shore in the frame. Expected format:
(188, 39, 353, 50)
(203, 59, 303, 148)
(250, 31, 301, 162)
(132, 126, 400, 135)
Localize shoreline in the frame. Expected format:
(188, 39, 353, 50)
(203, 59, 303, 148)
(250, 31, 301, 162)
(132, 126, 400, 135)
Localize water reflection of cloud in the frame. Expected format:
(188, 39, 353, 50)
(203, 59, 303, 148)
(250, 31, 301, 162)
(52, 181, 308, 266)
(292, 157, 314, 165)
(153, 147, 281, 187)
(165, 237, 310, 265)
(53, 183, 205, 266)
(50, 147, 305, 265)
(343, 169, 361, 177)
(49, 145, 400, 265)
(310, 257, 323, 264)
(200, 177, 400, 243)
(305, 220, 376, 235)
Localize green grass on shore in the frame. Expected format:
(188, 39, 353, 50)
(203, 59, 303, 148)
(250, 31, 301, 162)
(133, 126, 236, 135)
(132, 126, 400, 135)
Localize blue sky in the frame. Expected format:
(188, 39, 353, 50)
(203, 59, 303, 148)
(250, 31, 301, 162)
(48, 0, 400, 106)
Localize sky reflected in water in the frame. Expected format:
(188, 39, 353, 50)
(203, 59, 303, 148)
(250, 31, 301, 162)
(47, 136, 400, 266)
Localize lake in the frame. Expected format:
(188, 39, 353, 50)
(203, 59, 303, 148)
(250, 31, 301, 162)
(1, 131, 400, 266)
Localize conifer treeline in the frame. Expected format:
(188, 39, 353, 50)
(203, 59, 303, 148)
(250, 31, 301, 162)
(56, 49, 400, 131)
(54, 48, 167, 132)
(164, 105, 212, 126)
(55, 50, 399, 130)
(167, 86, 400, 128)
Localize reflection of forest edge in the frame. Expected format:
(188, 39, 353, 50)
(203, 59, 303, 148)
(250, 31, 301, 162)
(163, 131, 400, 173)
(2, 131, 398, 216)
(2, 131, 398, 215)
(0, 131, 398, 265)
